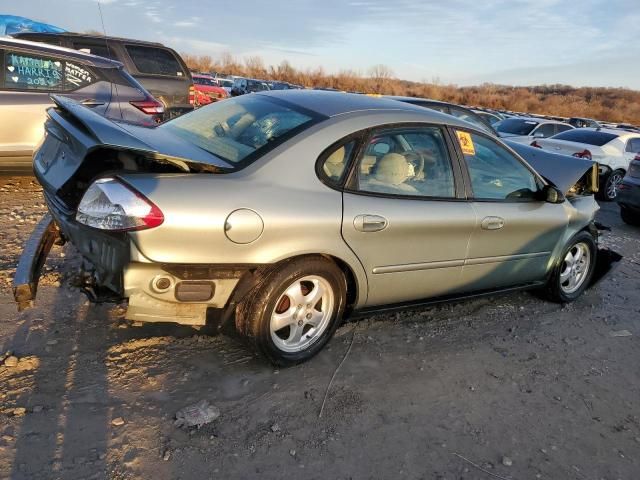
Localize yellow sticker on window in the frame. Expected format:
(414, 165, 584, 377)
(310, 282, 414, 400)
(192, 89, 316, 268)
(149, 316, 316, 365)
(456, 131, 476, 156)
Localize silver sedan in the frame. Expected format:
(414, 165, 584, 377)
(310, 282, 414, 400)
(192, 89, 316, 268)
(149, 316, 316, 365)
(15, 91, 610, 365)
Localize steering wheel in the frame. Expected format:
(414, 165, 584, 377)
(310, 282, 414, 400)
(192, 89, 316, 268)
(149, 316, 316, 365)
(404, 151, 425, 181)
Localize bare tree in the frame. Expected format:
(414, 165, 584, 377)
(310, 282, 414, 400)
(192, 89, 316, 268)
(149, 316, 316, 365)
(368, 64, 394, 93)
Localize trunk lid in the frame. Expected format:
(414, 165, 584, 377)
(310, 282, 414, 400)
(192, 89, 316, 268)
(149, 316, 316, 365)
(35, 95, 232, 208)
(536, 138, 607, 159)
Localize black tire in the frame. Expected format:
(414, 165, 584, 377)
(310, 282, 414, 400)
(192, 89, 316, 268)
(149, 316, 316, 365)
(598, 169, 625, 201)
(544, 231, 597, 303)
(237, 256, 347, 366)
(620, 205, 640, 226)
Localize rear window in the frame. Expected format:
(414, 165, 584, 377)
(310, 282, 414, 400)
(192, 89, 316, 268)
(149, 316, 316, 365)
(125, 45, 185, 77)
(496, 119, 539, 136)
(551, 129, 619, 146)
(193, 76, 216, 86)
(161, 95, 323, 167)
(72, 41, 114, 60)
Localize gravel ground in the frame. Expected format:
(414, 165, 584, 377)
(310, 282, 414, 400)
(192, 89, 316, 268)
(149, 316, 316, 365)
(1, 175, 639, 480)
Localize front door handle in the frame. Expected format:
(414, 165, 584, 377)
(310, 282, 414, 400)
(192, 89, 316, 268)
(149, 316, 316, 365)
(481, 216, 505, 230)
(354, 214, 388, 232)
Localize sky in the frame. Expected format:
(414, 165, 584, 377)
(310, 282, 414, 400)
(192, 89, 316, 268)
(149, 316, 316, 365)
(3, 0, 640, 89)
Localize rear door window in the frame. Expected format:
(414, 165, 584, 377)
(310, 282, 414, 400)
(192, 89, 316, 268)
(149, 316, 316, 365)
(533, 123, 556, 138)
(355, 126, 456, 198)
(3, 50, 63, 91)
(125, 45, 185, 77)
(555, 124, 573, 135)
(625, 138, 640, 153)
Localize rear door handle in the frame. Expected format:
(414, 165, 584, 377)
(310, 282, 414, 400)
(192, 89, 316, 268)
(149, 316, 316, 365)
(481, 216, 505, 230)
(354, 214, 388, 232)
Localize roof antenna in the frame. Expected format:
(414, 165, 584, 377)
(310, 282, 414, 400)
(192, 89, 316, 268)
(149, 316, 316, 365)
(96, 0, 120, 119)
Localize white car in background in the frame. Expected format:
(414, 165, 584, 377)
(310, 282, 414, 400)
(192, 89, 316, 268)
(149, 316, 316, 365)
(532, 128, 640, 200)
(215, 77, 234, 94)
(496, 117, 574, 144)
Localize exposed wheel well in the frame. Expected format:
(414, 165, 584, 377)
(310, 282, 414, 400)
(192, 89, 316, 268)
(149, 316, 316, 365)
(268, 254, 359, 317)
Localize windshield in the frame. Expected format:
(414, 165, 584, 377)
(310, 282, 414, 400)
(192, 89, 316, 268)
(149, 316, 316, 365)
(496, 118, 539, 136)
(161, 95, 321, 166)
(551, 129, 619, 146)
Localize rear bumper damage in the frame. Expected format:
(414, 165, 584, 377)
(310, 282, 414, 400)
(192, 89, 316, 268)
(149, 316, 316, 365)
(13, 212, 245, 326)
(13, 214, 60, 311)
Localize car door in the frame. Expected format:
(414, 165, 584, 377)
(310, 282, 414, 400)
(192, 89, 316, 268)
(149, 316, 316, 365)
(624, 138, 640, 165)
(0, 47, 62, 163)
(340, 125, 476, 307)
(1, 48, 114, 165)
(452, 129, 568, 291)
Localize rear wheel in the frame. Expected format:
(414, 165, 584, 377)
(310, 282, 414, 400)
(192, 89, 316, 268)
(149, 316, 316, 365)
(599, 169, 625, 201)
(237, 257, 346, 366)
(544, 232, 597, 303)
(620, 206, 640, 226)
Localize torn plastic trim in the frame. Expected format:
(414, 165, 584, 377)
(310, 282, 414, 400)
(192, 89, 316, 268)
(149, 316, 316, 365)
(12, 214, 60, 311)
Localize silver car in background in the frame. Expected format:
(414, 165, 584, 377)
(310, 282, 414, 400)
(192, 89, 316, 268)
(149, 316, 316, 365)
(15, 91, 611, 365)
(496, 116, 574, 145)
(0, 37, 164, 174)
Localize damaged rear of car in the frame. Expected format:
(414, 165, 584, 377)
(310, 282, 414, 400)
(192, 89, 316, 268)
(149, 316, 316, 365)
(14, 93, 322, 326)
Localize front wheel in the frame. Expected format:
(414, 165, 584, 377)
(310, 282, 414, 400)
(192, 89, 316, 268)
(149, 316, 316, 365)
(237, 257, 346, 366)
(598, 169, 625, 201)
(544, 232, 597, 303)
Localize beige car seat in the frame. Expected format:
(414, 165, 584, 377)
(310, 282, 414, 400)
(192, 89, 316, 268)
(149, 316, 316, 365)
(364, 153, 418, 193)
(323, 146, 346, 179)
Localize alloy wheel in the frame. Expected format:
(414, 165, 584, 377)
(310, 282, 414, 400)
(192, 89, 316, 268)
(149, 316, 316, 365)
(270, 276, 335, 353)
(606, 172, 624, 199)
(559, 242, 591, 294)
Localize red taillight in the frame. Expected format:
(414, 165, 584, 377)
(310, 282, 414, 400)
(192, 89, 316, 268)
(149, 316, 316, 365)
(530, 140, 542, 148)
(572, 149, 592, 160)
(189, 85, 196, 106)
(130, 98, 165, 115)
(634, 154, 640, 161)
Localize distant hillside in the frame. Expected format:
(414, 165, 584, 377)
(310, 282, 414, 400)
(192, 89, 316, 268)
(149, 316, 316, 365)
(182, 53, 640, 125)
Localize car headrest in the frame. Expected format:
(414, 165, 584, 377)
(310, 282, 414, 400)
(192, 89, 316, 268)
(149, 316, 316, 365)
(374, 153, 410, 185)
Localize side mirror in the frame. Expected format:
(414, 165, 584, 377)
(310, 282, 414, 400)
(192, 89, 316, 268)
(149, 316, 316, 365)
(543, 185, 564, 204)
(533, 132, 545, 138)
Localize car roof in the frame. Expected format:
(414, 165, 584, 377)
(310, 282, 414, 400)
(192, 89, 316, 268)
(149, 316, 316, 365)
(256, 90, 469, 123)
(385, 96, 462, 108)
(12, 31, 166, 48)
(0, 37, 122, 69)
(501, 115, 568, 125)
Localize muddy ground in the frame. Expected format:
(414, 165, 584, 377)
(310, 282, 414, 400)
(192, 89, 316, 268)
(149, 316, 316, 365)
(0, 175, 639, 480)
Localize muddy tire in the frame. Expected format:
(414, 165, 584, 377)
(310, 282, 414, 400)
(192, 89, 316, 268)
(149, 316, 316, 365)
(237, 257, 346, 366)
(544, 232, 597, 303)
(598, 169, 625, 201)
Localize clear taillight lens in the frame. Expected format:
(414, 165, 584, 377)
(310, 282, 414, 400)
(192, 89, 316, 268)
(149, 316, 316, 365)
(76, 178, 164, 231)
